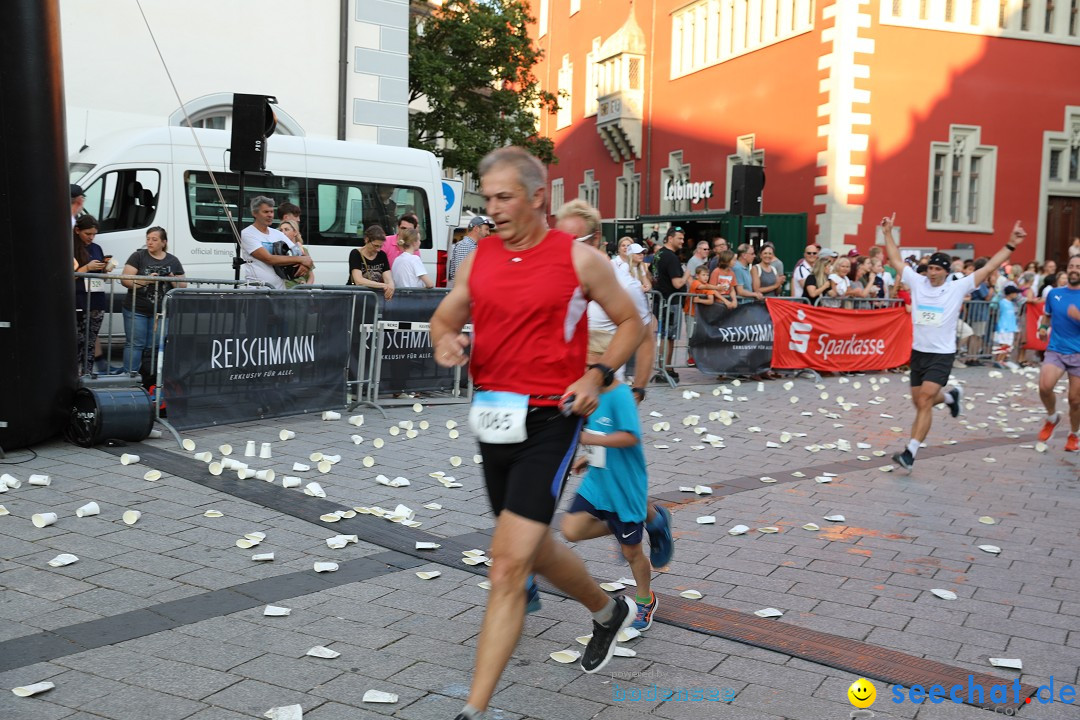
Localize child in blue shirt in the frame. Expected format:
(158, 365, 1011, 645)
(993, 285, 1020, 366)
(561, 379, 671, 631)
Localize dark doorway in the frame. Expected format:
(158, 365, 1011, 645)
(1045, 195, 1080, 265)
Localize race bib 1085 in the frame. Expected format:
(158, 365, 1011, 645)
(468, 391, 528, 444)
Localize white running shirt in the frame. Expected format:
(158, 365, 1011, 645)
(903, 266, 975, 354)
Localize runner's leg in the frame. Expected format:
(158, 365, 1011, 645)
(561, 512, 614, 542)
(911, 380, 945, 444)
(1039, 362, 1064, 417)
(465, 510, 548, 711)
(1068, 373, 1080, 434)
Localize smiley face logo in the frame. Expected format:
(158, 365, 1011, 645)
(847, 678, 876, 708)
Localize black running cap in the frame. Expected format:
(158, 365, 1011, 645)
(927, 253, 951, 271)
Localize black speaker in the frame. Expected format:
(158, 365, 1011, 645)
(730, 165, 765, 216)
(229, 94, 278, 172)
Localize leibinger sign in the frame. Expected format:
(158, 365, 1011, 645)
(661, 177, 714, 205)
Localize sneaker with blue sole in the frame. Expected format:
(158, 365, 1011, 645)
(631, 591, 658, 631)
(525, 575, 541, 614)
(645, 504, 674, 568)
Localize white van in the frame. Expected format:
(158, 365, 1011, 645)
(70, 126, 455, 286)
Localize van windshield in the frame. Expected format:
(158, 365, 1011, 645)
(185, 171, 431, 248)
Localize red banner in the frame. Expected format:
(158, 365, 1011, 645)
(767, 299, 913, 372)
(1024, 302, 1047, 351)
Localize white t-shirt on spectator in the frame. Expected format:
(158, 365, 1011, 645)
(903, 266, 975, 354)
(240, 224, 294, 291)
(589, 264, 651, 333)
(792, 260, 812, 298)
(828, 274, 850, 297)
(391, 252, 429, 289)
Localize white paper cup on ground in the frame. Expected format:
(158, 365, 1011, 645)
(314, 562, 339, 573)
(309, 451, 324, 462)
(193, 451, 212, 462)
(306, 646, 340, 659)
(348, 414, 364, 426)
(11, 681, 55, 697)
(255, 469, 275, 482)
(1, 473, 18, 489)
(31, 512, 58, 528)
(76, 502, 100, 518)
(219, 444, 233, 456)
(148, 428, 163, 438)
(244, 440, 256, 457)
(120, 453, 140, 465)
(279, 429, 296, 441)
(209, 462, 224, 476)
(259, 442, 272, 459)
(182, 438, 196, 451)
(237, 468, 256, 480)
(28, 475, 51, 486)
(47, 553, 78, 567)
(282, 476, 301, 488)
(322, 411, 341, 421)
(122, 510, 141, 525)
(143, 470, 161, 482)
(350, 434, 363, 445)
(324, 454, 341, 464)
(362, 690, 398, 704)
(292, 462, 309, 472)
(317, 460, 332, 474)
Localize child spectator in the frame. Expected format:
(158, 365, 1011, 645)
(562, 377, 671, 631)
(708, 250, 739, 308)
(993, 285, 1020, 367)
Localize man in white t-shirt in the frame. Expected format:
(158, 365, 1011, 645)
(240, 196, 312, 290)
(791, 244, 818, 298)
(882, 214, 1027, 471)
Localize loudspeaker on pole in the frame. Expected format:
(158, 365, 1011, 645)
(229, 94, 278, 173)
(730, 165, 765, 216)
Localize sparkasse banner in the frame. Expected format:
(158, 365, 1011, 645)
(768, 299, 912, 372)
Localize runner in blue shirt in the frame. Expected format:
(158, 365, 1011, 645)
(562, 379, 673, 631)
(1036, 255, 1080, 452)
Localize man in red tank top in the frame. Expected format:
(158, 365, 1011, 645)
(432, 147, 644, 720)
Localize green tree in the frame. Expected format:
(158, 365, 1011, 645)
(409, 0, 559, 175)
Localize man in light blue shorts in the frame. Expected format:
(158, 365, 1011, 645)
(1037, 255, 1080, 452)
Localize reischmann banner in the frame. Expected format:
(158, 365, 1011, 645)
(161, 290, 351, 429)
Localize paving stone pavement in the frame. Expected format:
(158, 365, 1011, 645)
(0, 365, 1078, 719)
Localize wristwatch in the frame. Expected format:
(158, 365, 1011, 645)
(631, 387, 646, 401)
(587, 363, 615, 387)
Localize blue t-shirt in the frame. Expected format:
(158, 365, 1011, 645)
(734, 261, 753, 300)
(994, 296, 1017, 333)
(578, 384, 648, 522)
(1045, 287, 1080, 355)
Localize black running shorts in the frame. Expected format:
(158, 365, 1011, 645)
(478, 407, 582, 524)
(909, 349, 954, 388)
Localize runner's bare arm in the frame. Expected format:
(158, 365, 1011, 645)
(577, 430, 638, 448)
(567, 243, 644, 415)
(430, 253, 475, 367)
(973, 222, 1027, 287)
(881, 214, 905, 275)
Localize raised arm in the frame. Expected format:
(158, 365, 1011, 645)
(972, 222, 1027, 287)
(881, 213, 905, 275)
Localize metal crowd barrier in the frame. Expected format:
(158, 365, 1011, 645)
(957, 299, 1001, 364)
(74, 272, 269, 385)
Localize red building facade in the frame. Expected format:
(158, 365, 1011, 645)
(529, 0, 1080, 263)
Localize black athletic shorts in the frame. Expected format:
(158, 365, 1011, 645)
(909, 349, 954, 387)
(478, 407, 582, 524)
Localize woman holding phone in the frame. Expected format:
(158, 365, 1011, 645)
(119, 226, 186, 375)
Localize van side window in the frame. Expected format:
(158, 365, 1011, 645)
(312, 180, 431, 249)
(82, 169, 160, 233)
(185, 171, 302, 243)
